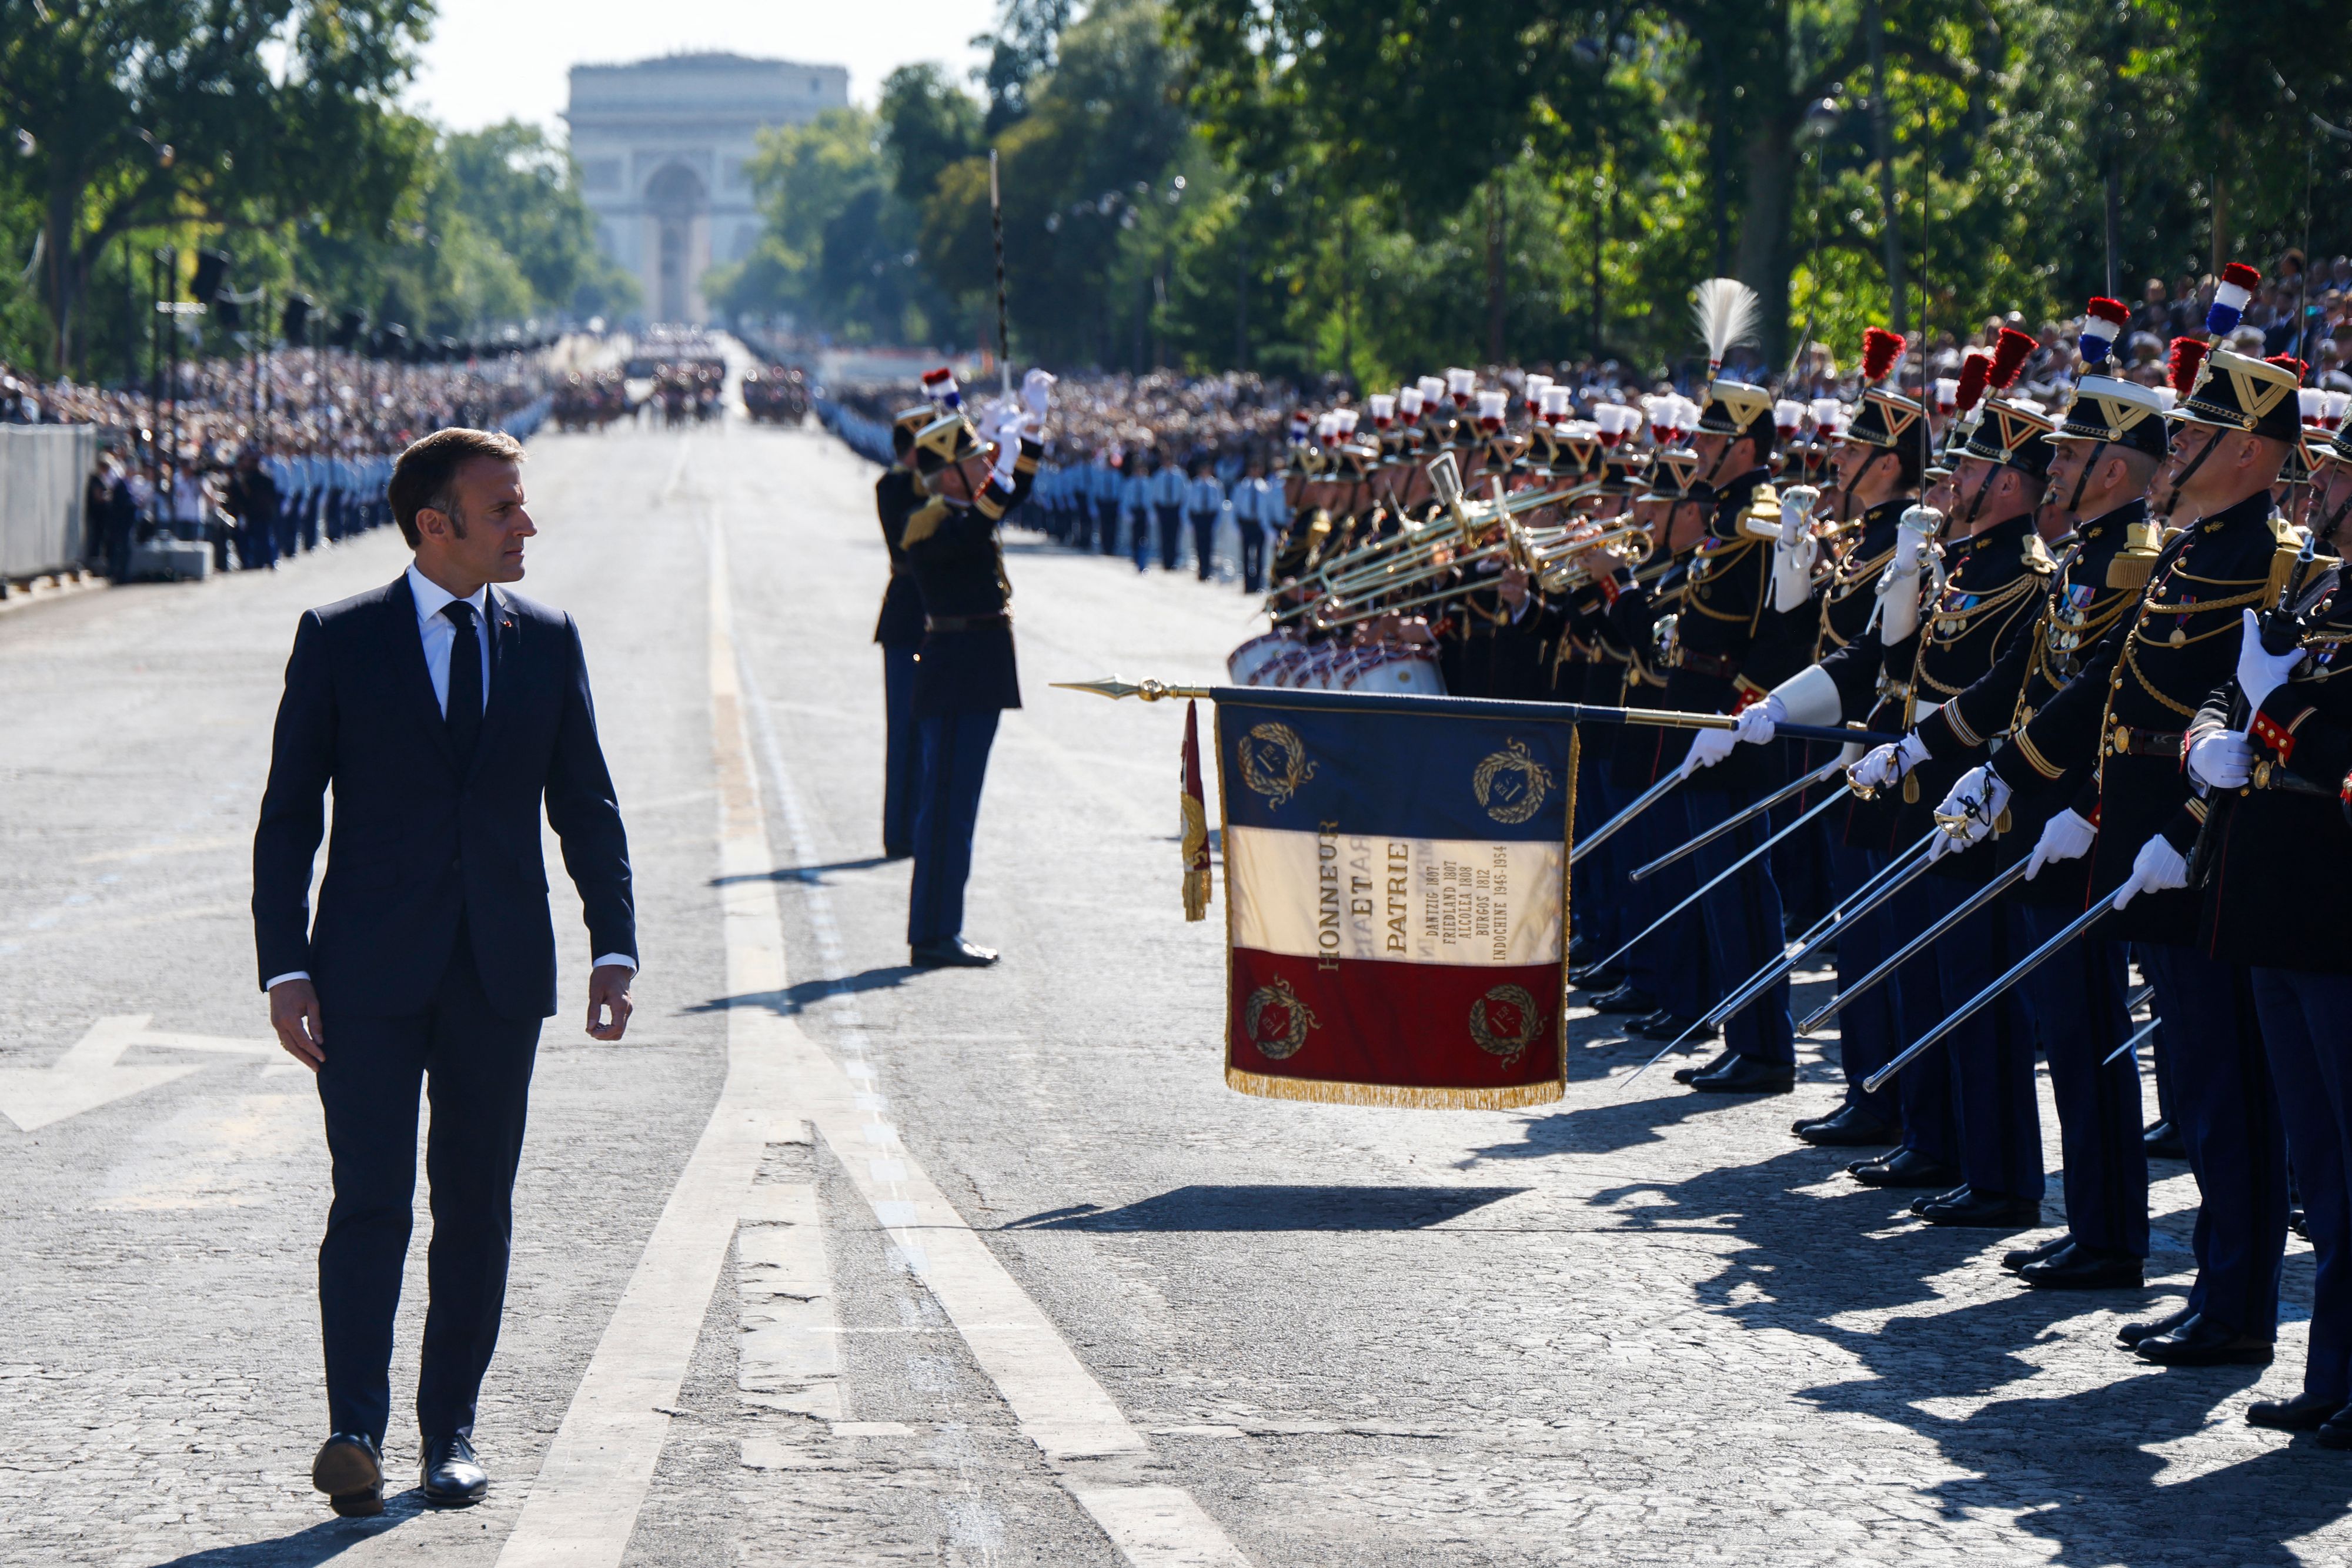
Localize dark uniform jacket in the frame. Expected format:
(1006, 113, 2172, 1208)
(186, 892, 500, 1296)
(1601, 547, 1696, 789)
(873, 466, 927, 649)
(1602, 470, 1775, 788)
(1989, 489, 2298, 942)
(1914, 502, 2144, 904)
(901, 437, 1042, 717)
(2189, 579, 2352, 974)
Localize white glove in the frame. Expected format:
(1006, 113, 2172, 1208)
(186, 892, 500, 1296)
(973, 399, 1010, 444)
(1022, 367, 1056, 418)
(1850, 733, 1932, 794)
(2235, 606, 2304, 717)
(1680, 725, 1740, 777)
(2025, 807, 2096, 880)
(2186, 728, 2254, 791)
(2112, 833, 2190, 909)
(1778, 485, 1820, 547)
(1734, 694, 1786, 746)
(1931, 763, 2012, 847)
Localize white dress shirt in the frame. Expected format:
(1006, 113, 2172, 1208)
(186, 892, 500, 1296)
(263, 565, 635, 990)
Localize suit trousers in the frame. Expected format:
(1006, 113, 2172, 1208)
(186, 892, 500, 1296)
(317, 924, 542, 1445)
(1237, 521, 1267, 593)
(1925, 885, 2044, 1203)
(881, 644, 919, 855)
(1672, 787, 1793, 1065)
(2141, 942, 2286, 1340)
(2014, 907, 2146, 1256)
(909, 709, 1000, 946)
(1571, 763, 1625, 962)
(1886, 875, 1962, 1172)
(1826, 843, 1903, 1130)
(2252, 967, 2352, 1400)
(1097, 499, 1120, 556)
(1155, 504, 1184, 572)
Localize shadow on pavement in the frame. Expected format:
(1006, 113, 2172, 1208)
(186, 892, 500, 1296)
(688, 964, 921, 1018)
(1001, 1183, 1526, 1232)
(1489, 1119, 2352, 1562)
(149, 1495, 429, 1565)
(710, 854, 900, 886)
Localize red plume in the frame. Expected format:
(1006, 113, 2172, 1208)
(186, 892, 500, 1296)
(2268, 353, 2308, 382)
(1860, 327, 1906, 383)
(1987, 326, 2036, 391)
(2221, 261, 2263, 292)
(2168, 336, 2209, 396)
(1953, 351, 1992, 414)
(2084, 296, 2131, 328)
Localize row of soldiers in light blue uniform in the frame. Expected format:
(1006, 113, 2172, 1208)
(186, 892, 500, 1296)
(1027, 450, 1289, 590)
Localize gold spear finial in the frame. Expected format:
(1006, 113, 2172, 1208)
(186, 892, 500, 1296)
(1050, 675, 1214, 702)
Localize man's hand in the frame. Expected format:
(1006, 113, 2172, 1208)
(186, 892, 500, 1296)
(1679, 726, 1739, 778)
(2112, 834, 2190, 909)
(2026, 807, 2096, 880)
(269, 978, 325, 1072)
(587, 963, 634, 1042)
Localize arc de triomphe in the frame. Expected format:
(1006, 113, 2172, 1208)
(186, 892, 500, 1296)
(566, 52, 848, 325)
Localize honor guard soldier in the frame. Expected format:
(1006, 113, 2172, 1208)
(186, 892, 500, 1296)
(1722, 329, 1929, 1146)
(1904, 309, 2169, 1284)
(2184, 410, 2352, 1433)
(1942, 295, 2303, 1366)
(897, 370, 1053, 968)
(875, 380, 955, 859)
(1611, 367, 1800, 1092)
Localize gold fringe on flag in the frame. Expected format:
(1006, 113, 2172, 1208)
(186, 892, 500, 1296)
(1224, 1067, 1563, 1110)
(1180, 698, 1211, 921)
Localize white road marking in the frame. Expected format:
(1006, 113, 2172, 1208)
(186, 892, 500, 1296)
(729, 537, 1252, 1564)
(737, 1182, 841, 1422)
(0, 1015, 278, 1132)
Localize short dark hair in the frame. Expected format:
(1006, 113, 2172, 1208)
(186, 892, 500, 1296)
(389, 427, 524, 547)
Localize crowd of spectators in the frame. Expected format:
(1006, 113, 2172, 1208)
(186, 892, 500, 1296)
(1, 345, 553, 581)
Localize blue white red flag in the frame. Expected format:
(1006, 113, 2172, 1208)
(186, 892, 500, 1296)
(1214, 696, 1576, 1108)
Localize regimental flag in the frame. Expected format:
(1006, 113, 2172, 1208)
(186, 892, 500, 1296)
(1214, 696, 1578, 1109)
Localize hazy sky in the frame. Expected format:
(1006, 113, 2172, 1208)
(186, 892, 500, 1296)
(407, 0, 999, 136)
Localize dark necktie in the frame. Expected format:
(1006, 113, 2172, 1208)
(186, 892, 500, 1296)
(443, 599, 483, 768)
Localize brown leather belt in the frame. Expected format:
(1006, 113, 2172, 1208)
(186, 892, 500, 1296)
(2106, 723, 2185, 759)
(1673, 648, 1740, 680)
(925, 613, 1011, 634)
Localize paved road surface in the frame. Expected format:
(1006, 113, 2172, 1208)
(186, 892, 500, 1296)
(4, 419, 2348, 1567)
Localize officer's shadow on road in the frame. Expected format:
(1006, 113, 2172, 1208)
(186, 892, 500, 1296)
(1001, 1183, 1528, 1232)
(710, 854, 899, 886)
(688, 964, 923, 1019)
(1568, 1144, 2352, 1564)
(146, 1494, 434, 1566)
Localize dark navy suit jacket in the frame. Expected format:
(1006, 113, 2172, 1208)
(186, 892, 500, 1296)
(252, 573, 636, 1020)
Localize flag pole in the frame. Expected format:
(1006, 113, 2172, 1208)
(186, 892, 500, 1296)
(990, 149, 1011, 394)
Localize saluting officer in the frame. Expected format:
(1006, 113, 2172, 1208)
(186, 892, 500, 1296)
(875, 382, 954, 859)
(897, 370, 1053, 968)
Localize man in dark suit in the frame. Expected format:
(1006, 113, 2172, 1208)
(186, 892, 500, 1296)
(252, 426, 637, 1517)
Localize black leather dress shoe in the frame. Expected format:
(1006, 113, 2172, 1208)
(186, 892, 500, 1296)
(1910, 1183, 1970, 1216)
(1591, 984, 1659, 1015)
(1794, 1104, 1892, 1146)
(1673, 1051, 1724, 1085)
(1568, 961, 1625, 992)
(312, 1433, 383, 1517)
(2116, 1305, 2194, 1349)
(2315, 1406, 2352, 1449)
(420, 1433, 489, 1507)
(1847, 1149, 1960, 1189)
(2250, 1390, 2344, 1432)
(2001, 1233, 2071, 1273)
(1636, 1012, 1715, 1043)
(1689, 1053, 1795, 1094)
(2143, 1119, 2187, 1160)
(2018, 1241, 2143, 1289)
(2133, 1313, 2274, 1366)
(910, 937, 999, 968)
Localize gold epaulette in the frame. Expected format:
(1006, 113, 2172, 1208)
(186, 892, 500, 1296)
(1740, 483, 1782, 541)
(2105, 517, 2166, 591)
(2267, 517, 2308, 604)
(900, 496, 950, 547)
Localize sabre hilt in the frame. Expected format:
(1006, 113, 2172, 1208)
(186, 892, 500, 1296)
(2259, 533, 2321, 656)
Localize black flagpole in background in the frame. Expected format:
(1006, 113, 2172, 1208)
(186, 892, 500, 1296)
(990, 149, 1011, 394)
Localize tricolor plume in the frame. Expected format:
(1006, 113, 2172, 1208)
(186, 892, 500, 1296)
(1860, 327, 1906, 385)
(2167, 336, 2208, 397)
(921, 366, 960, 409)
(2209, 262, 2262, 336)
(1953, 351, 1992, 416)
(1690, 277, 1762, 377)
(2079, 297, 2130, 367)
(1987, 326, 2036, 392)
